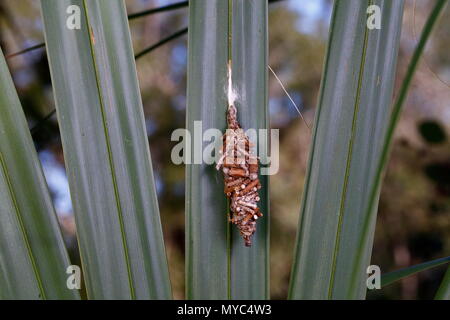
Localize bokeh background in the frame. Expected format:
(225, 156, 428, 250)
(1, 0, 449, 299)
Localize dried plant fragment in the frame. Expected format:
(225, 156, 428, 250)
(216, 104, 262, 246)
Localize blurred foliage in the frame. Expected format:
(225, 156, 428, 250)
(418, 120, 446, 144)
(0, 0, 449, 299)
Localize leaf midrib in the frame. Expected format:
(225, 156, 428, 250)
(327, 1, 372, 299)
(227, 0, 232, 300)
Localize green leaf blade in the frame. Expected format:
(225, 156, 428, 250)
(186, 0, 230, 299)
(288, 0, 404, 299)
(0, 49, 78, 300)
(230, 0, 269, 300)
(436, 267, 450, 300)
(186, 0, 269, 299)
(348, 0, 448, 298)
(40, 0, 171, 299)
(381, 256, 450, 288)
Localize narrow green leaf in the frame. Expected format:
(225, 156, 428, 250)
(230, 0, 269, 299)
(288, 0, 404, 299)
(40, 0, 171, 299)
(186, 0, 229, 299)
(348, 0, 448, 298)
(435, 266, 450, 300)
(186, 0, 269, 299)
(0, 49, 78, 300)
(381, 256, 450, 288)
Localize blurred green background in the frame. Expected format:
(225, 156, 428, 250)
(1, 0, 449, 299)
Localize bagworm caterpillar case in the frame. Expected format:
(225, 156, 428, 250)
(216, 104, 262, 246)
